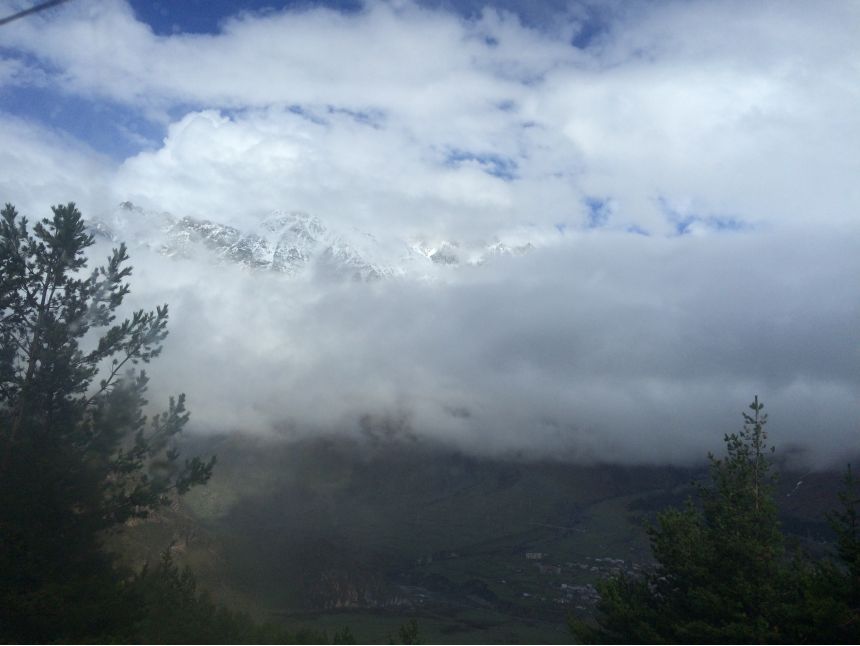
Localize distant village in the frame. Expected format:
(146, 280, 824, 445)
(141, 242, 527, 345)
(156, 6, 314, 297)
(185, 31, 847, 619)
(409, 548, 645, 614)
(519, 551, 640, 609)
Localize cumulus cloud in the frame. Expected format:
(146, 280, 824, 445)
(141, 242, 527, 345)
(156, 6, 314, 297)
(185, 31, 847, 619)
(2, 0, 859, 465)
(0, 115, 112, 217)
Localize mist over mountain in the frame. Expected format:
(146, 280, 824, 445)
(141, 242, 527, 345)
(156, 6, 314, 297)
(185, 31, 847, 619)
(82, 199, 860, 468)
(3, 0, 859, 466)
(91, 201, 535, 280)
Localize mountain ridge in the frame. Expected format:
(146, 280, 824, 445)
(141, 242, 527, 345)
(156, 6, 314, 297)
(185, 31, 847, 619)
(89, 201, 537, 281)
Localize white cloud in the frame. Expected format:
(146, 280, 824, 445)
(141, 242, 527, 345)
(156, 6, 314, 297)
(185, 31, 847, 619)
(0, 115, 112, 218)
(2, 0, 859, 464)
(5, 0, 859, 234)
(114, 224, 860, 467)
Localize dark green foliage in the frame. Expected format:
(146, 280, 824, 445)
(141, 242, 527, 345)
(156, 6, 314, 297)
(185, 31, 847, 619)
(397, 618, 421, 644)
(573, 398, 860, 644)
(129, 549, 327, 644)
(387, 618, 420, 645)
(828, 465, 860, 610)
(803, 465, 860, 642)
(0, 203, 214, 642)
(332, 626, 357, 644)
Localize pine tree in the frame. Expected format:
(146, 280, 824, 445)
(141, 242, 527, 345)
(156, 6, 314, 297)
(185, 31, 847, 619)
(828, 465, 860, 613)
(574, 397, 796, 643)
(0, 202, 215, 642)
(806, 464, 860, 642)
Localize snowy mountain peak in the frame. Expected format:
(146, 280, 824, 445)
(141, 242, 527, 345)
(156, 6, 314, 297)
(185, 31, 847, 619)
(90, 202, 537, 281)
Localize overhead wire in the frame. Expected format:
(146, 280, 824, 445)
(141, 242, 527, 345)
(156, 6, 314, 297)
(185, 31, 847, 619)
(0, 0, 74, 27)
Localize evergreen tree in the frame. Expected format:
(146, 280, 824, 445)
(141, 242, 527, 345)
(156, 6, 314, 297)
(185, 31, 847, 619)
(828, 465, 860, 614)
(574, 399, 860, 644)
(573, 397, 798, 643)
(0, 202, 215, 642)
(798, 464, 860, 642)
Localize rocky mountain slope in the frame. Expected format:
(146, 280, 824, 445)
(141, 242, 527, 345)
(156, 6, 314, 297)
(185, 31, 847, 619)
(90, 202, 535, 281)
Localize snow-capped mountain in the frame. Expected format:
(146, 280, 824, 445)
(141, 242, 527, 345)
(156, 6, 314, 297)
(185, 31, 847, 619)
(409, 239, 535, 266)
(90, 202, 536, 280)
(93, 202, 389, 281)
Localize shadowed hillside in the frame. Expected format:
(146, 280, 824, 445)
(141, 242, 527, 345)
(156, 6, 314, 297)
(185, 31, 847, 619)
(112, 432, 846, 643)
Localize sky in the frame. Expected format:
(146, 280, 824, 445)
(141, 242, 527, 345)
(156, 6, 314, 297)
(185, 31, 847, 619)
(1, 0, 859, 465)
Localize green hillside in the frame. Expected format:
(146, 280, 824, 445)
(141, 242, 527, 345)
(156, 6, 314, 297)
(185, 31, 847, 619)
(110, 433, 844, 643)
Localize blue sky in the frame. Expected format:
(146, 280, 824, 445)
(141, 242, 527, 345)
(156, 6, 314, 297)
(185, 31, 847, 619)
(126, 0, 600, 36)
(1, 0, 858, 463)
(5, 0, 853, 235)
(0, 0, 610, 161)
(128, 0, 364, 35)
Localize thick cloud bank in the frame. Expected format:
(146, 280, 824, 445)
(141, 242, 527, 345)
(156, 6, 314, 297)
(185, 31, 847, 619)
(2, 0, 859, 465)
(107, 221, 859, 467)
